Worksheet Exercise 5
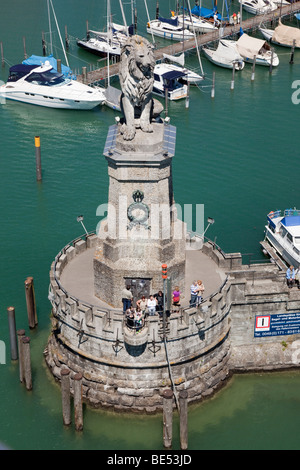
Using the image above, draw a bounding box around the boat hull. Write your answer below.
[202,47,245,70]
[265,228,300,269]
[0,84,105,110]
[77,39,121,58]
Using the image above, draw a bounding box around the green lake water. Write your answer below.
[1,0,300,451]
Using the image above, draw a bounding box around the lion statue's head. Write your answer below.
[119,35,155,103]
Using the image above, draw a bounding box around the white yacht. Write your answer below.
[175,13,217,33]
[147,17,195,41]
[239,0,277,15]
[263,209,300,269]
[202,40,245,70]
[153,64,188,100]
[0,61,105,110]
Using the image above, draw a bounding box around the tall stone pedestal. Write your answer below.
[94,121,186,307]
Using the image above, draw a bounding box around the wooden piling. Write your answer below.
[25,276,37,328]
[42,32,46,56]
[231,65,235,90]
[185,82,190,109]
[61,368,71,426]
[179,390,188,450]
[23,36,27,60]
[1,42,4,67]
[7,306,18,361]
[22,336,32,390]
[251,56,256,81]
[290,39,296,64]
[17,329,26,382]
[65,25,69,50]
[74,372,83,431]
[211,72,215,98]
[57,59,61,73]
[162,389,173,449]
[34,136,42,182]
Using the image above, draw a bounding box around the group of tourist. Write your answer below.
[171,280,205,309]
[189,280,205,307]
[121,285,166,325]
[286,265,300,288]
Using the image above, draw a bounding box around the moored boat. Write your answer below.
[263,209,300,269]
[260,20,300,48]
[0,61,105,110]
[147,17,195,41]
[175,13,217,33]
[236,32,279,66]
[153,64,188,100]
[238,0,277,15]
[202,39,245,70]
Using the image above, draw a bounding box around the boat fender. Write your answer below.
[268,211,274,218]
[147,22,150,28]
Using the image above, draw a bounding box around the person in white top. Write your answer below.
[147,295,157,316]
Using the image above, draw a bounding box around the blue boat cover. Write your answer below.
[9,64,38,73]
[162,70,186,80]
[191,5,221,19]
[22,54,75,79]
[158,17,179,27]
[282,215,300,227]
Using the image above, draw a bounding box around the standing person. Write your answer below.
[196,280,205,306]
[147,295,157,316]
[154,290,164,315]
[121,285,133,313]
[286,266,295,288]
[190,281,198,307]
[213,11,220,27]
[172,286,181,307]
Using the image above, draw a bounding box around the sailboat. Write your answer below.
[260,20,300,48]
[202,40,245,69]
[77,0,132,58]
[161,53,204,84]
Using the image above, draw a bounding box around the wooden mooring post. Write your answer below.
[25,276,38,328]
[17,329,26,382]
[179,390,188,450]
[7,306,18,361]
[162,389,173,449]
[74,373,84,431]
[290,39,296,64]
[61,368,71,426]
[21,336,32,391]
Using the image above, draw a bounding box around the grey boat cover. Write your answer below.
[236,33,266,58]
[272,20,300,47]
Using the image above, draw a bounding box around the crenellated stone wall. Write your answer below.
[45,234,300,413]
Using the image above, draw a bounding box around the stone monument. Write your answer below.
[93,35,186,307]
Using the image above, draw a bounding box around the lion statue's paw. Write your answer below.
[121,124,136,141]
[140,122,153,134]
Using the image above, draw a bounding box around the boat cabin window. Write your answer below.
[25,71,65,86]
[286,232,293,244]
[294,236,300,245]
[154,73,161,83]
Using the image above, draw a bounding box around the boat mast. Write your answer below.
[47,0,53,55]
[144,0,155,45]
[49,0,69,66]
[107,0,111,87]
[186,0,204,75]
[119,0,129,35]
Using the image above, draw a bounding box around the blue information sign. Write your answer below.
[254,312,300,338]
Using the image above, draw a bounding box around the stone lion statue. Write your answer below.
[119,35,155,141]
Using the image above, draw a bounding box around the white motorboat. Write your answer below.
[175,13,217,33]
[202,40,245,70]
[147,17,195,41]
[0,61,105,110]
[263,209,300,269]
[239,0,277,15]
[153,64,188,100]
[260,21,300,48]
[236,33,279,66]
[162,53,204,84]
[77,33,123,58]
